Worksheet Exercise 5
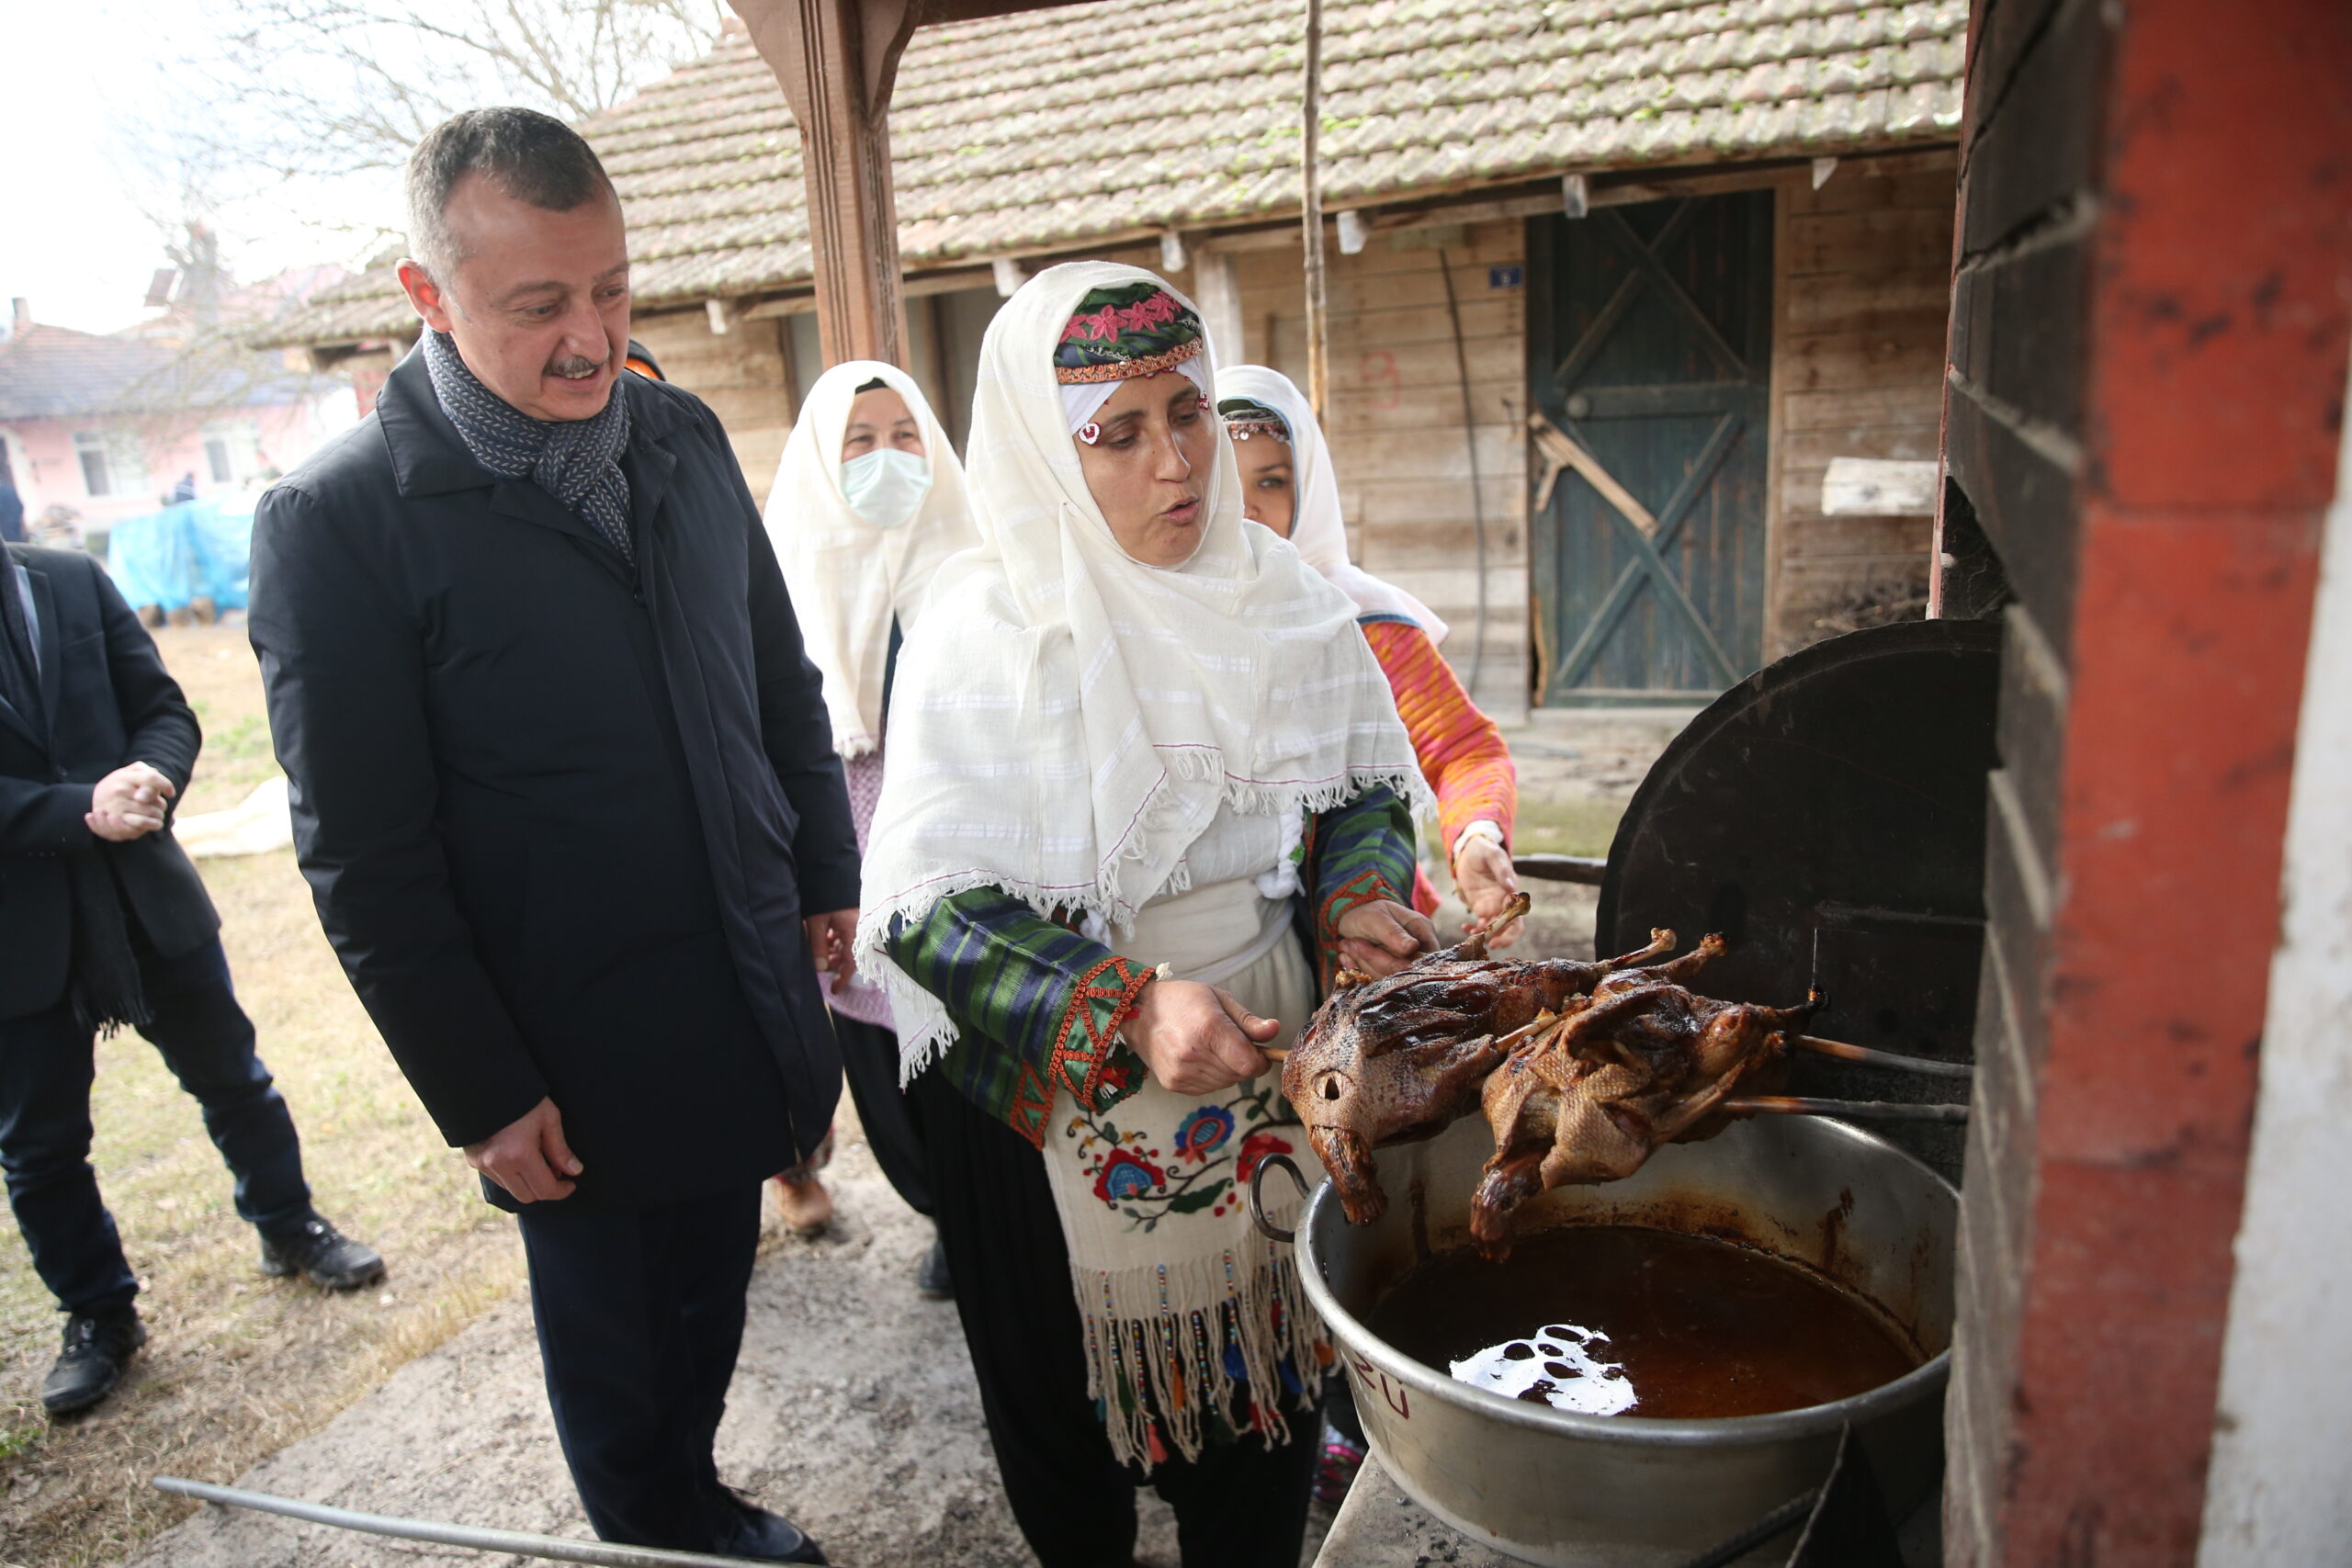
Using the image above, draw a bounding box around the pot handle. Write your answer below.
[1249,1154,1311,1244]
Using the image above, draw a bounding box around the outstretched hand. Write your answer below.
[1122,979,1281,1096]
[1453,837,1524,950]
[1335,897,1440,978]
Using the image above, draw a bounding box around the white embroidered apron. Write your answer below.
[1039,875,1330,1469]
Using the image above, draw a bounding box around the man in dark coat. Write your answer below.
[249,108,854,1563]
[0,542,382,1418]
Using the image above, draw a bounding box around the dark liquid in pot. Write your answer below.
[1365,1225,1921,1419]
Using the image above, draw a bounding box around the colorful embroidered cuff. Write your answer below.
[1317,865,1408,959]
[1044,954,1159,1133]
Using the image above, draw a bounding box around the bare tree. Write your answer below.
[186,0,727,184]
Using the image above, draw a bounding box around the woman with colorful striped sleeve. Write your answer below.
[1216,365,1523,947]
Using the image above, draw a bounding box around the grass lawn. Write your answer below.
[0,625,529,1568]
[1508,795,1627,860]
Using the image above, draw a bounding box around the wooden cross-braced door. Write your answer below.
[1528,192,1774,705]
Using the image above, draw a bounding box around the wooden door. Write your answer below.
[1528,192,1774,705]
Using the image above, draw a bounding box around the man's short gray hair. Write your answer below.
[405,107,614,279]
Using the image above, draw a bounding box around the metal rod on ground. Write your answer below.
[1722,1097,1970,1123]
[151,1477,779,1568]
[1792,1035,1976,1080]
[1300,0,1329,418]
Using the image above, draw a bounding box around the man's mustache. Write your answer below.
[547,354,606,378]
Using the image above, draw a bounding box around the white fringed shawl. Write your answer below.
[760,361,978,758]
[854,261,1430,1077]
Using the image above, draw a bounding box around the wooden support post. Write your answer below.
[729,0,919,369]
[1299,0,1329,417]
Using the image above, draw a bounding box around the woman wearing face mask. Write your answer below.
[1217,365,1522,951]
[760,362,978,1295]
[856,265,1433,1567]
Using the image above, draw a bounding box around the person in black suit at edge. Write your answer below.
[248,108,854,1564]
[0,542,383,1418]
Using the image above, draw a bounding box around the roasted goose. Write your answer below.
[1283,894,1694,1224]
[1470,980,1821,1259]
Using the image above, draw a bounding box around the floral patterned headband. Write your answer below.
[1056,283,1206,385]
[1216,397,1292,443]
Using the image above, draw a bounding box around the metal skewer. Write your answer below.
[1723,1096,1969,1123]
[1792,1035,1973,1080]
[1261,1010,1556,1067]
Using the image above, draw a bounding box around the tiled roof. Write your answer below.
[267,0,1965,346]
[0,322,312,422]
[0,326,168,421]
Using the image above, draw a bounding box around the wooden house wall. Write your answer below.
[336,171,1948,719]
[1768,155,1958,658]
[1222,220,1534,719]
[632,310,797,498]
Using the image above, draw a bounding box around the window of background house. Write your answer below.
[201,419,261,486]
[74,431,115,497]
[785,311,821,426]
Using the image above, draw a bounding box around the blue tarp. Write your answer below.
[106,492,256,613]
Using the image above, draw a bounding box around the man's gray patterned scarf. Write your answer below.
[421,329,635,564]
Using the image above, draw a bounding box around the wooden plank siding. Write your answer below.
[1935,2,2091,1552]
[450,173,1946,721]
[1768,157,1957,657]
[1222,221,1533,718]
[633,309,798,502]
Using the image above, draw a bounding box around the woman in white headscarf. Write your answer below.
[760,361,977,1292]
[856,264,1434,1567]
[1216,365,1522,946]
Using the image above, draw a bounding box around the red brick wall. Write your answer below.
[1939,0,2352,1562]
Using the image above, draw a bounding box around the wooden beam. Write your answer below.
[1820,457,1940,515]
[729,0,918,368]
[1529,412,1660,536]
[736,265,997,321]
[1300,0,1329,415]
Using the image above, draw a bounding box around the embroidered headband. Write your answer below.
[1055,283,1205,385]
[1217,396,1292,443]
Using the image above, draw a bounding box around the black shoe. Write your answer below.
[707,1487,826,1563]
[41,1306,145,1416]
[260,1214,385,1291]
[916,1237,953,1300]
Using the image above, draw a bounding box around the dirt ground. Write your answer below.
[0,623,1680,1568]
[0,625,527,1568]
[127,1136,1078,1568]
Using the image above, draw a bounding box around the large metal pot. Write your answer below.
[1264,1112,1954,1567]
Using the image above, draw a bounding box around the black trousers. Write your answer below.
[913,1068,1319,1568]
[831,1011,932,1215]
[515,1185,762,1550]
[0,934,311,1315]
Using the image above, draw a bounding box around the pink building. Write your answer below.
[0,297,356,546]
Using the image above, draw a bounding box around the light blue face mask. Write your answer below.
[840,447,933,529]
